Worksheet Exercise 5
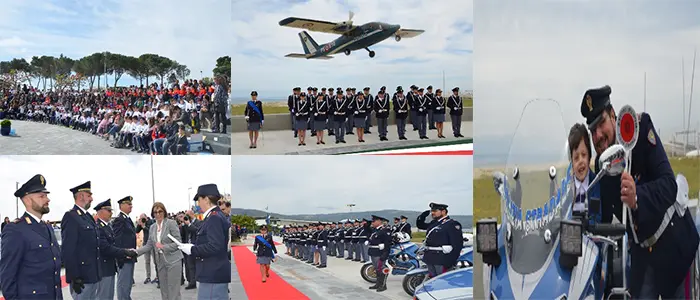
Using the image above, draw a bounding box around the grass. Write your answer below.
[230,96,473,116]
[473,157,700,225]
[411,231,426,243]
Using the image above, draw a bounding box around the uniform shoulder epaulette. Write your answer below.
[24,216,32,224]
[12,218,20,224]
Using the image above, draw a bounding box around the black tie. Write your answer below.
[576,194,585,204]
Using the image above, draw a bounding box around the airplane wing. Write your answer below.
[279,17,356,34]
[285,53,334,60]
[396,29,425,38]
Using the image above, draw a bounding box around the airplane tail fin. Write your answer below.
[298,31,320,54]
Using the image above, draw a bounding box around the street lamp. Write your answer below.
[187,187,193,211]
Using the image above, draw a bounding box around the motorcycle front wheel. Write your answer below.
[360,263,377,283]
[403,273,427,296]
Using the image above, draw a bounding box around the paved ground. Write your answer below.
[231,121,473,155]
[230,237,412,300]
[0,120,137,155]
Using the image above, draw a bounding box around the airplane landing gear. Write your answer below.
[344,49,351,56]
[395,35,402,42]
[365,48,375,58]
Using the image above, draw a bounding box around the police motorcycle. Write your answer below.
[402,233,474,296]
[473,99,697,299]
[360,231,421,283]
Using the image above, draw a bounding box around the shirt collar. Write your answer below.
[25,211,42,223]
[575,174,589,193]
[203,206,216,218]
[99,218,110,225]
[75,204,87,214]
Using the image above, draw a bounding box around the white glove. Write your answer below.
[323,246,326,251]
[244,116,249,120]
[378,243,385,250]
[354,111,358,115]
[441,245,453,254]
[179,243,194,255]
[419,108,423,112]
[295,113,299,116]
[314,113,318,116]
[436,107,441,110]
[364,241,369,246]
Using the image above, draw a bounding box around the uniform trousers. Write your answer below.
[377,118,388,138]
[417,114,427,137]
[290,113,297,137]
[345,242,352,257]
[117,262,135,300]
[353,243,361,260]
[450,114,462,136]
[198,283,228,300]
[319,246,328,266]
[328,240,336,256]
[638,265,686,299]
[336,241,345,258]
[427,264,448,278]
[396,118,407,137]
[428,109,436,129]
[410,110,418,129]
[371,256,388,287]
[96,275,115,300]
[157,259,183,300]
[361,242,369,262]
[333,120,346,141]
[70,283,98,300]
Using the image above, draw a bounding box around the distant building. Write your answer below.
[254,216,319,227]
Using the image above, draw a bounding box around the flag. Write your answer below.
[266,214,270,225]
[265,205,268,211]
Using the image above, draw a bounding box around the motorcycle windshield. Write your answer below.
[502,99,574,275]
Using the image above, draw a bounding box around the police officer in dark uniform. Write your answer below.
[397,215,412,238]
[393,86,409,140]
[391,217,400,234]
[326,88,336,136]
[326,223,336,257]
[345,88,356,135]
[343,220,354,260]
[113,196,137,300]
[581,85,699,298]
[331,89,348,144]
[374,86,390,141]
[244,91,264,149]
[288,87,300,138]
[416,203,463,278]
[358,219,370,263]
[294,92,311,146]
[177,184,231,299]
[367,215,392,292]
[415,87,430,139]
[362,87,374,134]
[426,86,437,130]
[351,219,362,261]
[408,85,419,131]
[335,222,346,258]
[311,91,328,145]
[309,223,320,265]
[316,223,328,268]
[447,87,464,138]
[62,181,101,300]
[353,93,368,143]
[94,199,138,300]
[1,174,62,300]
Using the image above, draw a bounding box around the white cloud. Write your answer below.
[230,0,473,100]
[0,155,231,222]
[475,1,700,157]
[0,0,231,86]
[231,156,473,216]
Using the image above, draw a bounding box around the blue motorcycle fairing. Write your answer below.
[415,267,473,300]
[406,265,429,276]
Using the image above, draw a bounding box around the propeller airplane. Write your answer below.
[279,12,425,60]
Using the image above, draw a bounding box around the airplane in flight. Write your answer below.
[279,12,425,60]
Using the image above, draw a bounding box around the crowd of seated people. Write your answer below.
[0,79,223,155]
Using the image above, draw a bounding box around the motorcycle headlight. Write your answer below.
[476,218,501,267]
[559,220,582,256]
[476,219,498,253]
[559,219,582,269]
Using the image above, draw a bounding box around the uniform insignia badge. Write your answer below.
[455,225,461,230]
[25,216,32,224]
[40,175,45,186]
[585,95,593,112]
[648,129,656,146]
[76,209,82,215]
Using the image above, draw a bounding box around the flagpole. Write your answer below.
[150,155,155,204]
[15,181,19,218]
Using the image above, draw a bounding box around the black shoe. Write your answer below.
[143,278,151,284]
[369,285,379,290]
[376,285,386,292]
[157,283,160,289]
[341,140,346,143]
[184,283,197,290]
[317,265,327,268]
[320,141,325,144]
[336,141,340,144]
[152,278,159,284]
[458,134,465,137]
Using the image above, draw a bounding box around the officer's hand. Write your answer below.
[620,172,637,209]
[125,249,138,258]
[72,278,85,294]
[419,210,430,218]
[364,241,369,245]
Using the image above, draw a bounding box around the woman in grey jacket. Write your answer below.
[137,202,184,300]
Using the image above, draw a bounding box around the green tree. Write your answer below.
[212,56,230,81]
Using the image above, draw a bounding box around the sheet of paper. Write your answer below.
[167,234,183,246]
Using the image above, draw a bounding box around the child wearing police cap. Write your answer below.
[244,91,264,149]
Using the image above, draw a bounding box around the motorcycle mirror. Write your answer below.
[513,166,520,181]
[548,166,556,180]
[598,144,626,177]
[492,171,506,196]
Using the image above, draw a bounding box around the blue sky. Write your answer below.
[0,156,231,222]
[474,0,700,167]
[230,0,473,101]
[231,156,473,216]
[0,0,231,88]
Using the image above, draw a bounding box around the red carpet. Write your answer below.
[0,275,67,300]
[371,150,473,155]
[232,246,309,300]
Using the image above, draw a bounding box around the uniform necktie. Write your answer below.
[576,194,585,204]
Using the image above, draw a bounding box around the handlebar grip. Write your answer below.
[588,223,626,237]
